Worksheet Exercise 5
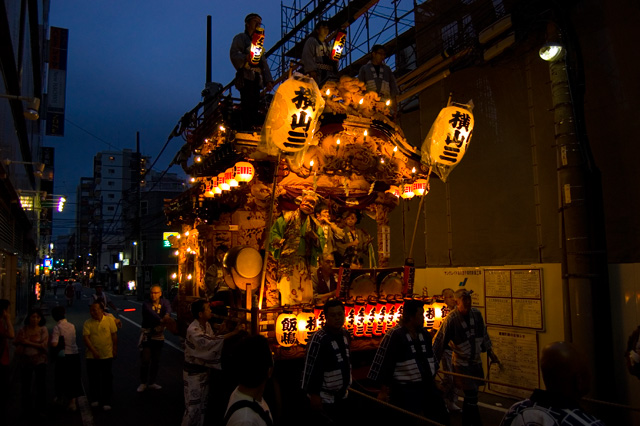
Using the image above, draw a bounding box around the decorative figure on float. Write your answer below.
[269,190,325,306]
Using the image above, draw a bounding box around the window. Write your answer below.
[108,168,115,174]
[108,194,115,199]
[141,200,148,216]
[107,181,114,187]
[107,207,115,212]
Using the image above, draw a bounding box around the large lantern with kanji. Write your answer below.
[296,309,317,345]
[421,102,474,182]
[275,312,298,347]
[261,73,325,153]
[374,298,387,336]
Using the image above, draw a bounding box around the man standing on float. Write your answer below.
[270,190,325,305]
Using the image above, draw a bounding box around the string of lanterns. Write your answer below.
[193,161,255,198]
[275,296,449,348]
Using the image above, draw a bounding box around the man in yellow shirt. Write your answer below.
[83,301,118,411]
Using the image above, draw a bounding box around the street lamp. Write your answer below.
[539,41,564,62]
[0,93,40,120]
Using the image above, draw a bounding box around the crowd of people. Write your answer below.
[0,279,614,426]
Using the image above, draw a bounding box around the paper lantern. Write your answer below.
[412,179,429,196]
[374,298,387,336]
[275,312,298,347]
[431,299,446,330]
[394,296,406,325]
[386,185,400,198]
[385,295,397,330]
[353,298,366,338]
[331,31,347,61]
[261,73,325,153]
[218,172,229,191]
[401,184,414,199]
[234,161,255,183]
[224,168,238,188]
[296,310,317,345]
[423,301,436,330]
[364,297,377,337]
[344,302,356,335]
[314,304,326,331]
[421,103,474,182]
[249,27,265,66]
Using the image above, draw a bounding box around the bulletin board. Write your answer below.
[486,326,539,399]
[484,269,543,330]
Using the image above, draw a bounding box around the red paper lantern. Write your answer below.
[331,31,347,61]
[364,296,377,337]
[374,298,387,336]
[385,295,397,330]
[250,27,265,65]
[353,298,366,338]
[344,301,356,335]
[314,304,326,331]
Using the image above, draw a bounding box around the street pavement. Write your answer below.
[4,286,519,426]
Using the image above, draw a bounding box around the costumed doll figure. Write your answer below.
[270,191,325,305]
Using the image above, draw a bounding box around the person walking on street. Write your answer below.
[433,289,501,426]
[50,306,83,411]
[14,308,49,416]
[368,299,450,426]
[74,279,83,301]
[137,284,174,392]
[83,301,118,411]
[92,284,118,313]
[181,299,242,426]
[302,298,352,426]
[65,282,75,306]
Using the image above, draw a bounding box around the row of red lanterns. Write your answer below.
[195,161,255,197]
[275,296,451,348]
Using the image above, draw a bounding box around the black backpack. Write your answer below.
[223,399,273,426]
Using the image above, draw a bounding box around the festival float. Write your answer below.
[166,30,474,359]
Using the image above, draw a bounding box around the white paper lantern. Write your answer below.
[421,103,474,182]
[261,73,325,153]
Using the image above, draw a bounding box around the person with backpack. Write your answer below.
[224,335,274,426]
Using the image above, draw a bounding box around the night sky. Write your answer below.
[47,1,281,236]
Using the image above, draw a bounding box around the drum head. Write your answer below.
[380,272,403,298]
[223,246,262,291]
[349,274,376,299]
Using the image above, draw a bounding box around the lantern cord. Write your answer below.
[348,387,446,426]
[408,166,433,259]
[258,152,282,311]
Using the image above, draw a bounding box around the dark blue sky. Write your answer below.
[47,1,281,235]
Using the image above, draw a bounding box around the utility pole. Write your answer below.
[135,132,143,300]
